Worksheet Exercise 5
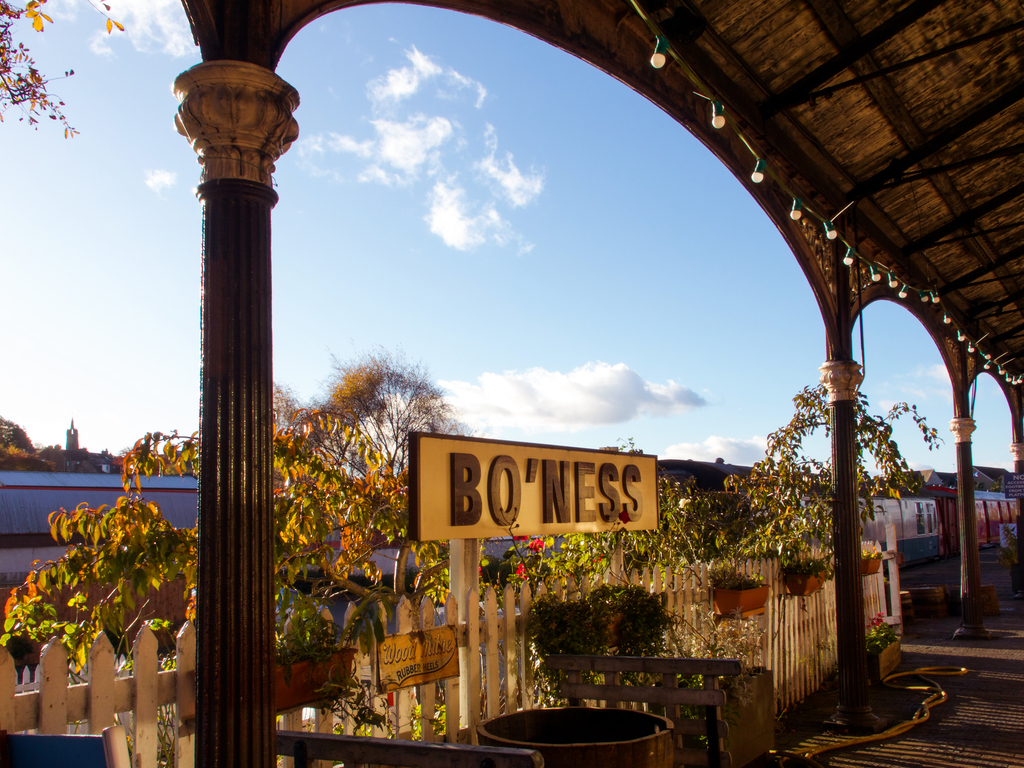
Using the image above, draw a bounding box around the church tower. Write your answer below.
[66,419,79,452]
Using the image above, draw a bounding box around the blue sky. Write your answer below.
[2,0,1018,473]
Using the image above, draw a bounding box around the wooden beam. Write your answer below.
[760,0,947,117]
[904,179,1024,254]
[938,244,1024,295]
[851,80,1024,200]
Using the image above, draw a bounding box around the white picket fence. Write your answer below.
[3,553,904,766]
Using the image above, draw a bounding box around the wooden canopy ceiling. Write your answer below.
[179,0,1024,380]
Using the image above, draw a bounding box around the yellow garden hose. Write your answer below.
[771,666,968,767]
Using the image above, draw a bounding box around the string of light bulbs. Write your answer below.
[628,1,1022,385]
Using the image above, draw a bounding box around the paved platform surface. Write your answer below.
[772,548,1024,767]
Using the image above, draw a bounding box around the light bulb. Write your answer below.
[983,352,991,360]
[919,290,930,303]
[790,198,802,220]
[650,36,670,69]
[898,284,909,299]
[943,313,951,324]
[869,265,881,282]
[751,158,766,184]
[843,247,855,266]
[931,291,940,304]
[985,362,992,370]
[823,220,838,239]
[999,366,1006,376]
[888,273,899,288]
[957,330,965,341]
[968,343,975,353]
[711,101,726,129]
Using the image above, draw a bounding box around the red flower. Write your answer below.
[528,538,545,552]
[515,563,526,577]
[618,509,631,524]
[512,535,528,541]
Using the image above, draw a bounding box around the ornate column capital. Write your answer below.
[1010,442,1024,462]
[818,360,864,403]
[949,417,977,443]
[174,61,299,186]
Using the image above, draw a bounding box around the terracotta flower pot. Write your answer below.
[713,585,769,615]
[276,648,357,711]
[861,558,882,575]
[784,573,824,596]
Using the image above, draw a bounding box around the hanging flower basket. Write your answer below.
[276,648,358,711]
[784,573,825,596]
[713,585,770,615]
[861,558,882,575]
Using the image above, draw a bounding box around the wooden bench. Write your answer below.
[545,654,743,768]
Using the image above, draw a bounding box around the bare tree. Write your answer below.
[317,347,469,473]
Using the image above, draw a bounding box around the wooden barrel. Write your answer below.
[908,585,949,618]
[948,585,1000,617]
[900,591,915,623]
[478,706,674,768]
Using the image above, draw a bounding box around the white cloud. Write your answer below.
[476,125,544,207]
[326,116,453,185]
[663,435,768,465]
[441,362,707,433]
[368,47,486,111]
[84,0,194,58]
[425,179,509,250]
[144,169,177,195]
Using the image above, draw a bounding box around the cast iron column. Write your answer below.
[1013,442,1024,600]
[820,360,885,732]
[175,61,299,768]
[951,418,992,640]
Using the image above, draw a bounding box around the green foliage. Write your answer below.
[998,525,1018,569]
[0,415,32,450]
[779,552,833,579]
[708,562,764,591]
[528,585,670,704]
[1,413,450,726]
[865,613,898,654]
[728,384,941,562]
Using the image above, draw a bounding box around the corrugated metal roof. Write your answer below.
[0,472,196,490]
[0,473,197,534]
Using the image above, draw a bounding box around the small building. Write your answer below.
[0,471,197,589]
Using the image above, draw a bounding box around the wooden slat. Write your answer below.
[502,584,518,715]
[669,718,730,737]
[546,655,742,676]
[674,746,733,768]
[419,597,437,742]
[277,731,542,768]
[483,586,500,719]
[444,593,461,744]
[133,625,159,768]
[560,682,726,707]
[38,638,67,734]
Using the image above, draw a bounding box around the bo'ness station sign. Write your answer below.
[408,433,658,541]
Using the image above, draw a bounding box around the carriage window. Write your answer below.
[916,503,926,535]
[927,506,934,533]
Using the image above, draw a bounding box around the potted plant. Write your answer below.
[998,524,1019,594]
[865,612,900,684]
[670,610,773,768]
[709,561,768,615]
[780,553,833,596]
[861,543,883,575]
[529,583,671,704]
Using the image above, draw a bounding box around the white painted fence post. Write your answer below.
[38,638,68,734]
[443,594,460,743]
[418,598,437,742]
[88,632,116,733]
[175,621,195,768]
[132,624,159,768]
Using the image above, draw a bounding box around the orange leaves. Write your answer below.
[104,16,123,34]
[24,1,52,32]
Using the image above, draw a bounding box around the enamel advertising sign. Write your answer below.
[377,626,459,692]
